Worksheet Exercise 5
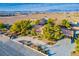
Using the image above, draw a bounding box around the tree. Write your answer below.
[47,18,54,24]
[10,20,32,36]
[31,28,37,36]
[42,24,52,40]
[31,20,40,25]
[42,24,64,40]
[51,25,64,40]
[75,37,79,52]
[0,21,5,29]
[53,25,61,31]
[61,19,71,29]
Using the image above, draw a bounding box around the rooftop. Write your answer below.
[70,22,79,30]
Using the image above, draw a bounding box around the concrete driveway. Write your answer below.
[50,38,75,56]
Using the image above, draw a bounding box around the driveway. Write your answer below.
[50,38,75,56]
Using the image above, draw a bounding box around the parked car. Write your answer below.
[19,40,33,46]
[38,45,49,53]
[37,45,56,56]
[25,41,33,46]
[10,35,17,39]
[47,49,56,56]
[19,40,27,44]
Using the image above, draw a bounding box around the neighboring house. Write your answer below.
[39,17,48,25]
[32,17,49,34]
[70,22,79,38]
[61,28,73,37]
[61,21,79,43]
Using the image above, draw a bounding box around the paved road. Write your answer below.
[0,35,45,56]
[14,37,75,56]
[0,41,24,56]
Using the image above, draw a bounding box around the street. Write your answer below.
[0,35,45,56]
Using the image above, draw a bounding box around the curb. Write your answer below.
[24,45,47,56]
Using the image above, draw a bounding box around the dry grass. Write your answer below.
[0,12,79,25]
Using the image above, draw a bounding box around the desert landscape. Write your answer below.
[0,12,79,25]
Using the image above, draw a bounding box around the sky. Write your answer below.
[0,3,79,11]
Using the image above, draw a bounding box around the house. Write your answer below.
[61,21,79,43]
[61,28,73,37]
[39,17,48,25]
[70,22,79,38]
[32,17,49,34]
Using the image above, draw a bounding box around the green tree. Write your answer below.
[42,24,52,40]
[47,18,54,24]
[75,37,79,52]
[0,21,5,29]
[31,28,37,36]
[42,24,64,40]
[53,25,61,31]
[51,25,64,40]
[10,20,32,36]
[31,20,40,25]
[62,19,71,29]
